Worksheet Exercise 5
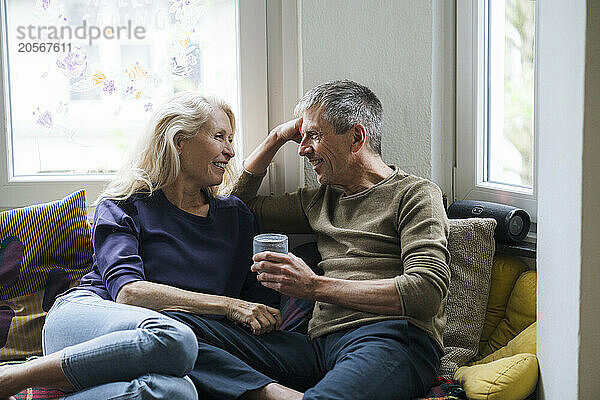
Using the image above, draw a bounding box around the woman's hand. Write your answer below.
[270,118,303,144]
[225,299,282,335]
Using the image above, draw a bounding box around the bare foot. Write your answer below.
[243,383,303,400]
[0,351,73,397]
[0,365,22,399]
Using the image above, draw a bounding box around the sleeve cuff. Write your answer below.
[241,162,267,178]
[108,275,144,301]
[395,255,450,319]
[393,276,406,315]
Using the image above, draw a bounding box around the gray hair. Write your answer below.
[96,91,238,204]
[294,80,383,154]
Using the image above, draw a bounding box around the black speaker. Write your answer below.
[447,200,531,244]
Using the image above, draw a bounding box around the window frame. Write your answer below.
[0,0,270,209]
[455,0,539,221]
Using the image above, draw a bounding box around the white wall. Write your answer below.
[431,0,455,200]
[537,0,600,397]
[299,0,453,192]
[579,0,600,395]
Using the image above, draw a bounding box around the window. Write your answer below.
[456,0,538,220]
[0,0,269,208]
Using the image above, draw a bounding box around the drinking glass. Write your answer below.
[253,233,288,255]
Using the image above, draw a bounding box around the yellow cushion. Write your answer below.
[473,322,536,365]
[479,255,528,354]
[481,271,537,356]
[455,353,538,400]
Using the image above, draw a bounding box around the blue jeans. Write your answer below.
[42,290,199,400]
[166,312,442,400]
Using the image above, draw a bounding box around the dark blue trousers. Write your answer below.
[165,313,442,400]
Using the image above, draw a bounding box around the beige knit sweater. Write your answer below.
[231,167,450,349]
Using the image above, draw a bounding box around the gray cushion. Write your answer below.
[438,218,497,378]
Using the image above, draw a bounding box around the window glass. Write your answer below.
[4,0,237,176]
[486,0,535,188]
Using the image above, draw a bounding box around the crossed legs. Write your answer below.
[2,294,441,400]
[1,290,199,400]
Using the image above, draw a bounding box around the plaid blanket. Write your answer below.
[416,377,468,400]
[6,380,469,400]
[12,380,466,400]
[4,358,466,400]
[14,388,66,399]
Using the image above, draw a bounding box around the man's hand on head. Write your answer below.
[270,118,303,144]
[251,251,317,300]
[241,117,303,175]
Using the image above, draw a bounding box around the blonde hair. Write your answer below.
[96,92,238,204]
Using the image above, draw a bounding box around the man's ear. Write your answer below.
[350,124,367,153]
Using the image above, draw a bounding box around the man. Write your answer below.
[170,80,450,400]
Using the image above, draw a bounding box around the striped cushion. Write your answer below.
[0,191,93,360]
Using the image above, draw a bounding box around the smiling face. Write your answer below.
[177,107,235,188]
[298,106,354,186]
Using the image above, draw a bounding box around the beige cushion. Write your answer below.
[438,218,496,378]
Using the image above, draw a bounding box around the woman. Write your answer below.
[0,92,281,400]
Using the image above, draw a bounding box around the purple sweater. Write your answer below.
[78,191,278,307]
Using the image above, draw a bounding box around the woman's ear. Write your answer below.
[174,133,185,153]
